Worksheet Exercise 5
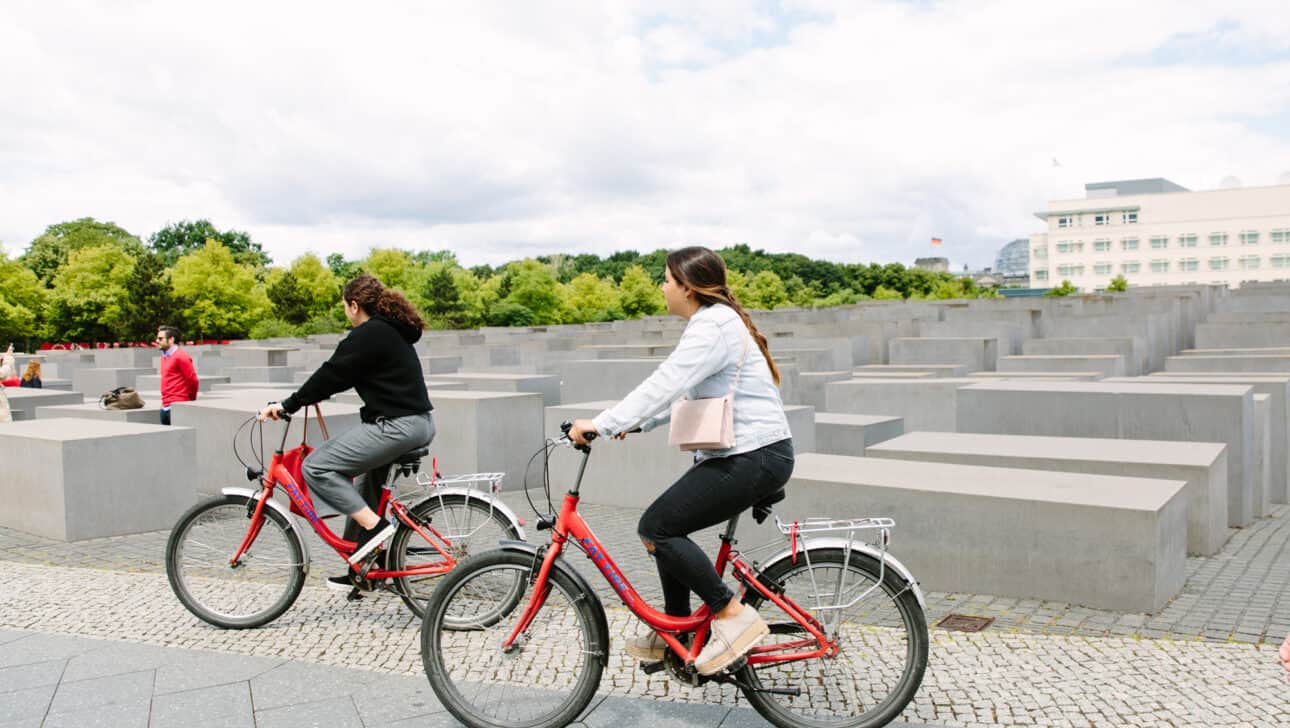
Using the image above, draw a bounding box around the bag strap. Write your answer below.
[727,333,752,396]
[314,404,330,441]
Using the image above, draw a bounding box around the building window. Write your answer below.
[1057,216,1073,229]
[1032,246,1048,259]
[1122,212,1138,224]
[1271,229,1290,244]
[1240,231,1260,245]
[1122,261,1141,274]
[1034,269,1049,281]
[1239,255,1260,270]
[1056,264,1085,277]
[1056,241,1084,254]
[1178,234,1198,247]
[1271,255,1290,268]
[1208,257,1230,271]
[1094,213,1109,226]
[1179,258,1199,272]
[1121,238,1139,251]
[1150,260,1169,273]
[1093,239,1111,252]
[1210,232,1229,246]
[1094,262,1112,275]
[1150,236,1168,249]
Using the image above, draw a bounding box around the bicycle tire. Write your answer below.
[388,493,522,620]
[737,548,928,728]
[421,549,607,728]
[165,494,306,629]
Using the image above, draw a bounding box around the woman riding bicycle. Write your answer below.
[569,246,794,676]
[259,274,433,589]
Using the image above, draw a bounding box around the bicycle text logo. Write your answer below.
[282,478,320,525]
[582,537,635,607]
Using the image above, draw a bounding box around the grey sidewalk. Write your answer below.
[0,629,933,727]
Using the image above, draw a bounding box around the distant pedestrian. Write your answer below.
[20,359,42,388]
[0,344,14,422]
[1280,633,1290,684]
[156,326,199,425]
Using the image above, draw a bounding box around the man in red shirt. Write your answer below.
[157,326,199,425]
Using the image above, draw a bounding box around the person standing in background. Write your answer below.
[157,326,198,425]
[0,344,14,422]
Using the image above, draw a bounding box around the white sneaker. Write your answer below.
[694,605,768,676]
[625,632,667,662]
[348,522,397,565]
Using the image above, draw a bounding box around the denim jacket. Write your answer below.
[591,303,792,460]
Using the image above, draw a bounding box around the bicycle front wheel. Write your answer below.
[421,549,607,728]
[165,494,306,629]
[737,548,928,728]
[389,492,522,619]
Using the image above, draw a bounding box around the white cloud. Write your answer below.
[1,1,1288,270]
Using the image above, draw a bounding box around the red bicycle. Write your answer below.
[165,408,525,628]
[420,422,929,728]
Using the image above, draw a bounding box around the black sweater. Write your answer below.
[281,315,432,423]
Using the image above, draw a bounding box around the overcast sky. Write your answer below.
[3,1,1289,272]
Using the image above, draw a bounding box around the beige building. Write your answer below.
[1029,179,1290,290]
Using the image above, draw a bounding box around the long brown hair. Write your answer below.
[21,360,40,382]
[344,274,425,331]
[666,246,781,386]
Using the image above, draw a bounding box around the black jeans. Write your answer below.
[638,438,795,617]
[159,407,171,426]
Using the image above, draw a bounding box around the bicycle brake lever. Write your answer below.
[245,466,263,482]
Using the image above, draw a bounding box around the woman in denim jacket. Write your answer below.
[569,246,794,676]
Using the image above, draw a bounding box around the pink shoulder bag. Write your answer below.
[668,336,750,451]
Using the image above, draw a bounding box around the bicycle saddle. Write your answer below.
[394,446,430,466]
[751,488,786,524]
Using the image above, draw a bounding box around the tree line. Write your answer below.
[0,217,1000,346]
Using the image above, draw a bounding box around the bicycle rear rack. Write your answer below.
[770,515,896,625]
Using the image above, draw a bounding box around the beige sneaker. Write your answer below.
[694,605,769,676]
[625,632,667,662]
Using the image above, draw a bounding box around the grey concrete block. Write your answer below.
[134,374,231,393]
[227,366,300,383]
[814,413,904,456]
[966,371,1105,381]
[560,359,663,403]
[4,388,85,420]
[792,371,852,409]
[71,367,153,395]
[1164,355,1290,373]
[1195,321,1290,349]
[997,355,1126,378]
[889,337,999,371]
[956,381,1256,528]
[425,390,546,493]
[1022,336,1146,375]
[35,401,167,424]
[783,453,1188,612]
[226,347,295,368]
[426,372,561,406]
[0,418,197,540]
[866,432,1228,556]
[854,364,967,378]
[825,378,982,431]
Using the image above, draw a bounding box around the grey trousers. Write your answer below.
[302,412,435,516]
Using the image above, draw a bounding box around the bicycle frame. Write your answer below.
[229,446,460,583]
[503,441,837,668]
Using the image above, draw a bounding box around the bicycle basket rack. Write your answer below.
[769,515,897,622]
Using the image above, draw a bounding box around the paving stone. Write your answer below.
[150,682,253,728]
[43,698,150,728]
[0,684,56,723]
[47,669,155,715]
[254,696,364,728]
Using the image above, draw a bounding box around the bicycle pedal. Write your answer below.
[725,655,748,673]
[639,659,666,675]
[346,587,365,602]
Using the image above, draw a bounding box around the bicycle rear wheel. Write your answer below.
[421,549,607,728]
[166,494,306,629]
[737,548,928,728]
[389,493,521,619]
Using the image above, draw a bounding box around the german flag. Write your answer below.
[931,237,942,246]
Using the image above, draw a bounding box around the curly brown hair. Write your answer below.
[343,274,425,331]
[665,246,781,386]
[21,359,41,382]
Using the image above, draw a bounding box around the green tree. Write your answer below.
[171,240,272,338]
[742,269,790,310]
[421,264,467,329]
[1045,279,1079,297]
[503,259,562,325]
[618,264,665,318]
[560,273,622,324]
[486,301,535,327]
[0,250,46,345]
[287,253,341,317]
[22,218,145,285]
[44,245,136,341]
[149,219,269,268]
[362,248,420,291]
[872,285,904,300]
[1106,274,1129,293]
[326,253,361,282]
[121,251,182,341]
[266,269,313,325]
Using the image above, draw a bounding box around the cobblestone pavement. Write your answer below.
[2,498,1288,646]
[1,560,1286,726]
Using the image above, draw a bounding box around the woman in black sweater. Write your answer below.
[259,274,433,584]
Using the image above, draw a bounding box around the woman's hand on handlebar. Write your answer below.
[568,418,600,446]
[257,402,286,422]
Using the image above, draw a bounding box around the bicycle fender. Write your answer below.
[422,487,527,541]
[495,539,610,666]
[760,537,926,609]
[222,486,312,576]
